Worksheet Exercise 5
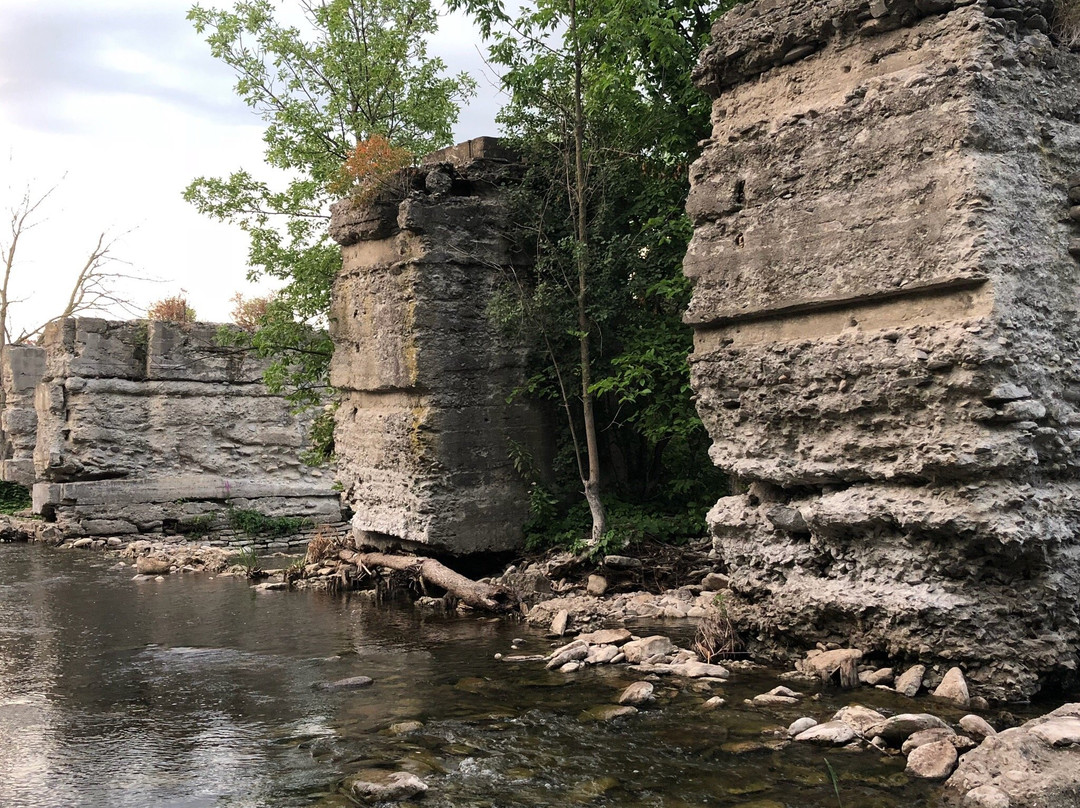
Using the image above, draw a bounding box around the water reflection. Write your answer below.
[0,543,943,807]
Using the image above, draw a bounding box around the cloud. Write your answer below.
[0,2,254,133]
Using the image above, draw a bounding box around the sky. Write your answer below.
[0,0,503,337]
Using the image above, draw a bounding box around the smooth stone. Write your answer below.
[577,628,632,646]
[388,720,424,735]
[72,538,94,548]
[861,667,894,686]
[753,694,800,706]
[550,609,569,636]
[618,681,655,706]
[960,714,997,742]
[902,727,957,755]
[933,667,971,708]
[895,664,927,697]
[701,572,730,591]
[794,721,857,746]
[798,648,862,688]
[868,713,950,745]
[621,635,675,663]
[832,705,887,736]
[587,574,609,596]
[1030,717,1080,747]
[702,696,726,711]
[318,675,374,691]
[579,704,638,722]
[347,770,428,803]
[788,717,818,737]
[585,644,620,665]
[961,785,1011,808]
[905,740,958,780]
[546,640,588,669]
[559,660,585,673]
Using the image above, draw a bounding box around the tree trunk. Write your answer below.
[339,550,519,613]
[569,0,607,546]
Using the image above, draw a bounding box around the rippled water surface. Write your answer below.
[0,542,946,807]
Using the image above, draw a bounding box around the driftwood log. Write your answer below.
[339,550,519,614]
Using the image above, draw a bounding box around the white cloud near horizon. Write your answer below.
[0,0,502,335]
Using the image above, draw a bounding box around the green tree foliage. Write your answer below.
[452,0,731,550]
[185,0,475,447]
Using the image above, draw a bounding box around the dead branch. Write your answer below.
[339,549,519,613]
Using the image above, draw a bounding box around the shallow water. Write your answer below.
[0,542,946,807]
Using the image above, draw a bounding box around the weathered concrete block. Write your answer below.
[27,317,343,538]
[685,0,1080,699]
[329,142,546,554]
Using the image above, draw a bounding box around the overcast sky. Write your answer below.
[0,0,502,336]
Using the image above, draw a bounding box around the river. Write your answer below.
[0,541,945,807]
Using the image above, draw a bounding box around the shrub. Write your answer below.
[230,292,271,331]
[147,295,196,323]
[0,481,31,514]
[329,135,413,201]
[1054,0,1080,47]
[226,506,309,537]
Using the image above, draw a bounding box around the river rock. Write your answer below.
[868,713,950,745]
[347,770,428,803]
[546,640,588,669]
[318,675,374,691]
[1030,716,1080,747]
[788,717,818,737]
[794,721,857,746]
[550,609,569,636]
[895,664,927,697]
[701,572,730,591]
[619,682,655,706]
[388,720,423,735]
[137,556,172,575]
[702,696,725,710]
[560,660,585,673]
[934,667,971,708]
[577,628,632,646]
[832,705,887,736]
[860,667,894,686]
[945,704,1080,807]
[72,538,94,548]
[633,660,730,678]
[621,635,675,663]
[906,740,958,780]
[580,704,638,722]
[902,727,957,755]
[586,644,621,665]
[959,715,997,742]
[753,686,802,706]
[587,574,608,596]
[960,785,1011,808]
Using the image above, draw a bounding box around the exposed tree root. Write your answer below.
[339,550,519,614]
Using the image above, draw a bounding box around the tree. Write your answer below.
[1,180,138,413]
[185,0,476,435]
[2,183,135,345]
[451,0,730,548]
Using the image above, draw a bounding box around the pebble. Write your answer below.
[788,717,818,737]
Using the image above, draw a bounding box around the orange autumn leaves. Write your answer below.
[330,135,413,202]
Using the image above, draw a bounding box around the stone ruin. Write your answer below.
[1,318,343,548]
[328,137,548,554]
[685,0,1080,699]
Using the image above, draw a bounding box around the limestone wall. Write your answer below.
[686,0,1080,699]
[29,318,342,540]
[329,137,547,554]
[1,345,46,486]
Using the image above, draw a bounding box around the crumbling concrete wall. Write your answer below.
[686,0,1080,699]
[328,137,547,554]
[30,317,342,544]
[1,345,46,486]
